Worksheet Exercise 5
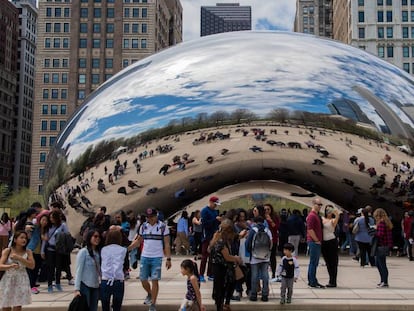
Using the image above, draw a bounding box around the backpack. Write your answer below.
[55,231,75,254]
[250,224,271,260]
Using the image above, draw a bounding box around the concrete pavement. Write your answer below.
[27,252,414,311]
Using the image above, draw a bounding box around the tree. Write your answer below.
[209,110,230,126]
[268,108,289,123]
[0,188,45,217]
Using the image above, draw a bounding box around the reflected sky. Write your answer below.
[57,31,414,162]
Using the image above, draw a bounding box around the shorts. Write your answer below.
[140,256,163,281]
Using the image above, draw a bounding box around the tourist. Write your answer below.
[321,205,340,287]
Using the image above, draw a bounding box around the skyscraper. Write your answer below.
[294,0,333,37]
[200,3,251,37]
[0,0,19,188]
[12,0,38,190]
[31,0,182,194]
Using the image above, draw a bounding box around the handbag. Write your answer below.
[234,264,244,281]
[0,248,12,281]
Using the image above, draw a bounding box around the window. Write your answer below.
[79,58,86,68]
[132,39,138,48]
[358,12,364,23]
[52,73,59,83]
[106,39,113,48]
[61,105,67,115]
[79,74,86,84]
[124,24,130,33]
[64,23,69,32]
[123,39,129,48]
[43,73,50,83]
[105,74,112,81]
[403,46,410,57]
[53,59,60,67]
[107,8,114,18]
[402,0,407,5]
[44,59,50,67]
[46,7,52,17]
[40,137,47,147]
[63,38,69,48]
[386,11,392,22]
[64,7,70,17]
[93,39,100,48]
[60,121,66,130]
[378,46,385,57]
[80,38,87,48]
[45,38,51,48]
[42,105,48,115]
[387,45,394,57]
[51,105,58,115]
[41,121,47,131]
[39,169,45,180]
[40,153,46,163]
[411,11,414,22]
[378,11,384,22]
[92,58,100,68]
[142,23,147,33]
[386,0,392,4]
[403,63,410,73]
[49,137,56,146]
[123,59,129,68]
[105,59,113,68]
[53,38,60,48]
[55,8,61,17]
[378,0,383,4]
[404,26,409,38]
[80,8,88,18]
[402,11,408,22]
[62,73,68,83]
[61,89,67,99]
[43,89,49,99]
[78,90,86,99]
[91,74,100,84]
[358,0,364,5]
[141,39,147,48]
[132,23,138,33]
[80,23,87,33]
[378,27,384,38]
[411,26,414,38]
[93,23,101,33]
[51,89,59,99]
[107,23,114,33]
[50,121,57,131]
[142,8,147,18]
[54,23,61,32]
[94,8,101,18]
[46,23,51,32]
[62,59,69,67]
[386,27,393,38]
[133,8,139,17]
[124,8,130,17]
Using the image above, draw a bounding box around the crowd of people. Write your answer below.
[1,194,414,311]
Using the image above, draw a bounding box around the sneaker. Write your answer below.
[55,284,63,292]
[261,296,268,302]
[199,275,206,283]
[207,275,214,281]
[377,282,389,288]
[149,303,156,311]
[309,283,325,289]
[31,287,39,294]
[47,286,53,293]
[144,294,152,305]
[231,294,241,301]
[280,298,285,305]
[286,297,292,304]
[249,296,257,301]
[68,279,75,285]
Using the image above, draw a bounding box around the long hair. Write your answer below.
[373,208,393,230]
[105,228,122,246]
[1,212,9,223]
[11,230,28,250]
[85,229,101,257]
[50,210,63,227]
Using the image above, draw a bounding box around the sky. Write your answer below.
[181,0,297,41]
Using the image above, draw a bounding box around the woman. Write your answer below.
[321,205,341,287]
[74,229,101,311]
[100,228,127,311]
[264,204,280,282]
[353,208,376,267]
[0,213,11,251]
[43,210,68,293]
[27,212,50,294]
[191,210,203,259]
[0,230,35,310]
[175,211,190,255]
[210,218,242,311]
[373,208,393,288]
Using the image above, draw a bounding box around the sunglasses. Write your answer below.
[317,203,323,206]
[92,235,101,238]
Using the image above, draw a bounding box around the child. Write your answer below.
[276,243,300,304]
[179,259,205,311]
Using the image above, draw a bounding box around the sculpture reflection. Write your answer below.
[45,31,414,227]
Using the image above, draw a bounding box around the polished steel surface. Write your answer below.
[45,31,414,220]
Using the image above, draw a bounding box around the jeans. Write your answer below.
[357,241,375,266]
[100,280,124,311]
[250,261,269,298]
[376,246,389,284]
[307,241,321,286]
[288,235,301,257]
[80,282,99,311]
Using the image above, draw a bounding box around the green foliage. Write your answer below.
[0,187,45,217]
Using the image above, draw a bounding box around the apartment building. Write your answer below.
[31,0,182,194]
[294,0,333,37]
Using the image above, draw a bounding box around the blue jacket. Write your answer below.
[201,206,219,241]
[75,248,100,290]
[27,226,41,252]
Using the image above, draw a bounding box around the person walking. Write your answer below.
[179,259,205,311]
[74,230,101,311]
[175,211,190,255]
[0,230,35,310]
[306,198,325,288]
[321,205,341,287]
[373,208,393,288]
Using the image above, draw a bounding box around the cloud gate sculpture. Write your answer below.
[45,31,414,224]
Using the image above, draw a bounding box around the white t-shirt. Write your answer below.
[101,244,127,282]
[322,219,336,241]
[139,221,170,258]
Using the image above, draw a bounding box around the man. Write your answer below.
[306,198,325,288]
[199,196,221,282]
[130,208,171,311]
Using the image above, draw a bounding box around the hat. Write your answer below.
[145,208,158,217]
[209,196,221,205]
[356,208,363,215]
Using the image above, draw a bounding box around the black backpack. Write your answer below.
[55,231,75,254]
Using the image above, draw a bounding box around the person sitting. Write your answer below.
[367,167,377,177]
[358,162,365,172]
[206,156,214,164]
[128,180,143,189]
[159,164,171,175]
[249,146,263,152]
[117,186,127,195]
[349,155,358,165]
[97,180,106,193]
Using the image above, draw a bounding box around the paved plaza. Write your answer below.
[27,252,414,311]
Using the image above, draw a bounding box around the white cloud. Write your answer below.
[181,0,296,41]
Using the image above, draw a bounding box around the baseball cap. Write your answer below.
[209,196,221,205]
[356,208,363,215]
[145,208,158,217]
